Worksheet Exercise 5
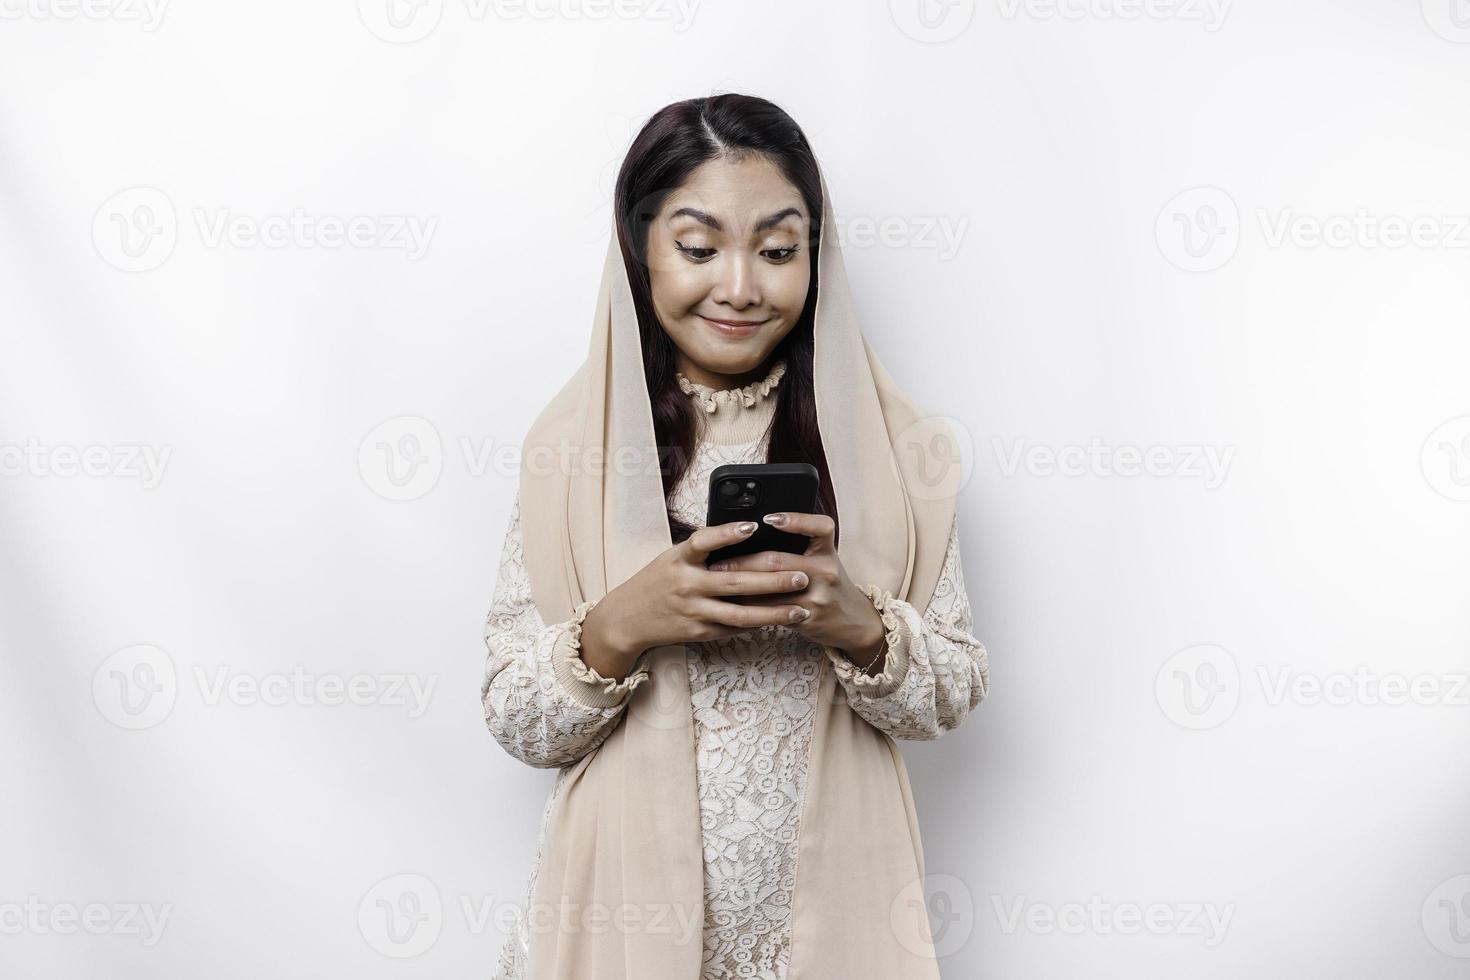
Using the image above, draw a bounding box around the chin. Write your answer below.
[696,345,770,375]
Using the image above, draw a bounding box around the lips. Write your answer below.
[700,315,766,337]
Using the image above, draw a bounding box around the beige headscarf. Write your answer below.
[517,168,960,979]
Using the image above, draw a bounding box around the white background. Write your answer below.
[2,0,1469,976]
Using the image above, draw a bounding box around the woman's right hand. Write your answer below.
[578,520,813,679]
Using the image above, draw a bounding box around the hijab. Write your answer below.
[515,166,960,979]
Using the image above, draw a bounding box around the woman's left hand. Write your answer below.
[709,511,888,669]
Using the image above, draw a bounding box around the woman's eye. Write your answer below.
[674,240,715,260]
[762,246,800,262]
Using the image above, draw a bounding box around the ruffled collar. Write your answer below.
[675,358,787,415]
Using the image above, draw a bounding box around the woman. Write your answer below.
[482,93,989,980]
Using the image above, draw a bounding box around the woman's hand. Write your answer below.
[579,519,815,677]
[709,512,889,671]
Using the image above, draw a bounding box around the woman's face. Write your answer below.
[644,154,812,388]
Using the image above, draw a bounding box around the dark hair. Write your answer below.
[613,93,838,546]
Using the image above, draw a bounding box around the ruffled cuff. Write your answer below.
[824,584,913,700]
[551,599,651,709]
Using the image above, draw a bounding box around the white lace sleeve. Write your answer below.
[482,492,651,769]
[823,512,989,740]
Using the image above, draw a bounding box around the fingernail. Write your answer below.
[763,513,788,527]
[737,521,757,534]
[792,573,808,588]
[789,607,810,622]
[712,561,729,571]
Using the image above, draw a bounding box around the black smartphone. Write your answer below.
[703,463,820,567]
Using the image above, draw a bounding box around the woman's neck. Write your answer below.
[674,354,777,392]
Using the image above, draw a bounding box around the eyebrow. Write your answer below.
[668,206,803,234]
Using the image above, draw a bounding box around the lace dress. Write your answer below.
[483,357,989,980]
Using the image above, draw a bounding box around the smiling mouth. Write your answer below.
[700,315,768,334]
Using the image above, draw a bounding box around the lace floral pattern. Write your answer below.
[481,359,987,979]
[667,429,816,979]
[824,519,989,739]
[481,495,650,770]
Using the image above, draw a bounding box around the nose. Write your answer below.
[710,252,760,311]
